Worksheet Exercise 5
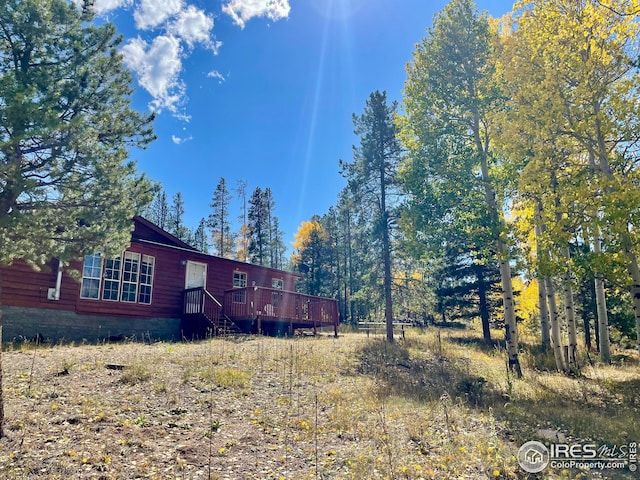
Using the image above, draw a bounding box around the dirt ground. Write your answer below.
[0,333,532,479]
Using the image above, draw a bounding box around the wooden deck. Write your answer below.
[222,286,339,336]
[182,286,339,337]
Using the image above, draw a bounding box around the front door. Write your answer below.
[185,261,207,314]
[185,261,207,289]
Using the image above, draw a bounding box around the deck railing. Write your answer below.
[183,287,222,324]
[222,286,339,328]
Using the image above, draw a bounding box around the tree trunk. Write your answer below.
[476,264,492,343]
[537,276,551,350]
[498,246,521,377]
[593,235,611,363]
[534,216,551,350]
[622,243,640,361]
[583,311,593,352]
[382,210,394,343]
[545,276,567,372]
[593,303,600,353]
[0,273,4,439]
[474,113,521,377]
[562,247,578,372]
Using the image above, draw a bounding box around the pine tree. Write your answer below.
[341,91,402,342]
[270,217,287,270]
[248,187,267,265]
[146,190,169,230]
[193,218,210,253]
[235,180,249,261]
[168,192,192,245]
[0,0,156,437]
[208,177,235,258]
[291,218,333,297]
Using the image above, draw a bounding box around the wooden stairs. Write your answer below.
[182,287,243,338]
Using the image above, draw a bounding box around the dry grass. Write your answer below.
[0,329,637,479]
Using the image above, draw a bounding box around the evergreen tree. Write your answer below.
[262,188,275,267]
[336,190,357,324]
[168,192,192,245]
[341,91,402,342]
[146,190,169,230]
[248,187,267,265]
[291,219,332,296]
[208,177,235,258]
[235,180,249,261]
[0,0,156,437]
[270,217,287,270]
[193,218,210,253]
[430,244,501,333]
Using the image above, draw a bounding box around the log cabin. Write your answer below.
[0,216,339,343]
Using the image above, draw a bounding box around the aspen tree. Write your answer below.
[399,0,522,374]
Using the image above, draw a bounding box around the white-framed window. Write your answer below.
[79,251,154,305]
[121,252,140,302]
[233,271,247,288]
[272,278,283,290]
[102,257,121,301]
[138,255,154,304]
[80,253,103,299]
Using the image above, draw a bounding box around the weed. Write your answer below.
[210,419,222,432]
[2,331,638,479]
[120,362,151,385]
[135,414,148,426]
[203,366,251,389]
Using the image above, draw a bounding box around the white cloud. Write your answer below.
[172,134,193,144]
[134,0,184,30]
[80,0,290,116]
[222,0,291,29]
[72,0,132,15]
[208,70,226,83]
[169,5,218,51]
[121,35,185,113]
[121,2,219,113]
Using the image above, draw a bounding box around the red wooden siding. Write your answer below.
[0,258,77,311]
[0,217,303,322]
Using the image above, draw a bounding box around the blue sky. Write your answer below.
[87,0,515,253]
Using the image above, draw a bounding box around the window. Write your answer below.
[233,271,247,288]
[102,257,121,301]
[138,255,155,304]
[232,271,247,303]
[80,253,102,299]
[79,251,154,305]
[121,252,140,302]
[272,278,283,290]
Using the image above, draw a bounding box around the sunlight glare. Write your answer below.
[309,0,367,21]
[297,0,356,222]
